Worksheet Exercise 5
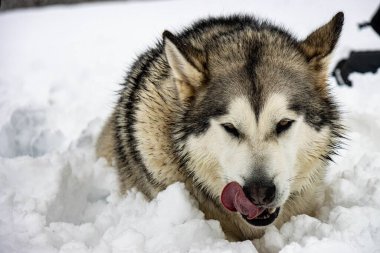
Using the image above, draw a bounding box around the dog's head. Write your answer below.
[164,13,344,226]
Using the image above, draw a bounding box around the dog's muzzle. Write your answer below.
[220,182,280,226]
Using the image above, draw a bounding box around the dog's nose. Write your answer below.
[244,182,276,206]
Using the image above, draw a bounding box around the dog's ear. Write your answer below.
[300,12,344,62]
[300,12,344,90]
[163,31,206,104]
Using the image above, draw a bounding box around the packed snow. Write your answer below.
[1,0,380,252]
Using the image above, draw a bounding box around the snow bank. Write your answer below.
[1,0,380,252]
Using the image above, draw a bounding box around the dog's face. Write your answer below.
[201,94,303,207]
[164,13,343,226]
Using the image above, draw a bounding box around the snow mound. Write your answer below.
[0,125,256,253]
[0,108,65,158]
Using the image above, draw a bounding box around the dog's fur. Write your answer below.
[96,13,344,240]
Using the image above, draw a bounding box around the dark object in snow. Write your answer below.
[358,5,380,36]
[333,5,380,87]
[333,51,380,86]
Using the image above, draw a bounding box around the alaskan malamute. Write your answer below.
[97,13,344,240]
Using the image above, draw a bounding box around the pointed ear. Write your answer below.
[163,30,206,104]
[301,12,344,61]
[300,12,344,90]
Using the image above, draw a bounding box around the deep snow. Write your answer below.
[1,0,380,252]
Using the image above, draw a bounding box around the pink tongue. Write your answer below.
[221,182,263,220]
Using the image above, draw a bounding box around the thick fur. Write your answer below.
[97,13,344,241]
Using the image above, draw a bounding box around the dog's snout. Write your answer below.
[244,181,276,206]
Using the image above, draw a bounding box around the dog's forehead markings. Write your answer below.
[228,94,292,133]
[228,97,256,131]
[259,93,290,122]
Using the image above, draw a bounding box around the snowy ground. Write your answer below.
[1,0,380,252]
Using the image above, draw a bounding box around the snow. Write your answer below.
[1,0,380,252]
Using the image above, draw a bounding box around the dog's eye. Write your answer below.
[221,123,240,138]
[276,119,295,135]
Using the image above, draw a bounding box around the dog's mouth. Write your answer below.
[220,182,280,227]
[242,206,280,226]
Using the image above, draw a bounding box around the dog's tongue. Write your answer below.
[221,182,262,220]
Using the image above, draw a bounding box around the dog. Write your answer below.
[96,12,344,241]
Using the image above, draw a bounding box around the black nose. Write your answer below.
[243,181,276,206]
